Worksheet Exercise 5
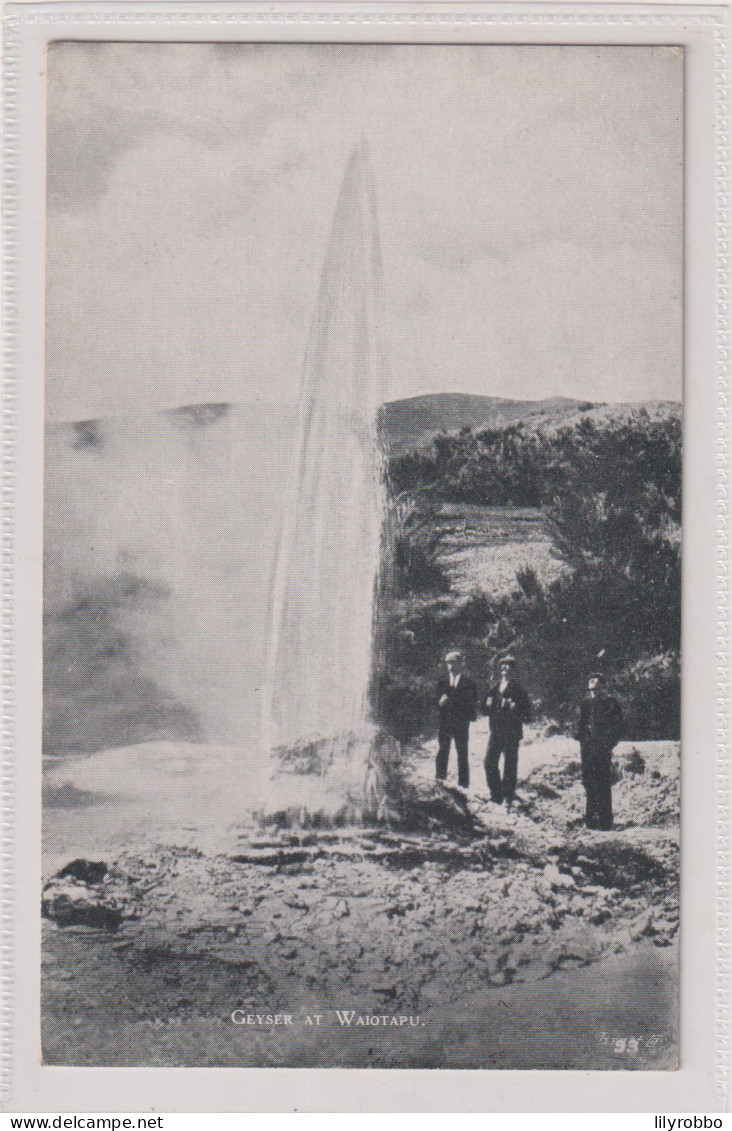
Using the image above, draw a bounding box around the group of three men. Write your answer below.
[436,650,623,830]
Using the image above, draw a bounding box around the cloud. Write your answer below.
[47,42,307,210]
[45,44,683,415]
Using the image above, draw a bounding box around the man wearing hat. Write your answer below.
[436,651,478,790]
[577,670,623,830]
[484,655,532,811]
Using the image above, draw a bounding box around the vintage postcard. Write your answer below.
[38,40,684,1072]
[2,4,728,1112]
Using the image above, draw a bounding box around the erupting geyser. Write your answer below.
[262,142,391,763]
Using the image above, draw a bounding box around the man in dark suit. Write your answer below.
[577,671,623,830]
[436,650,478,790]
[484,655,531,811]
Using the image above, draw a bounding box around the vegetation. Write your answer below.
[389,411,680,513]
[373,410,681,742]
[390,497,451,596]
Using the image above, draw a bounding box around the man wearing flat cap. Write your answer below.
[484,654,532,811]
[436,651,478,790]
[577,670,623,830]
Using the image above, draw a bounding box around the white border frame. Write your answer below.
[1,3,727,1112]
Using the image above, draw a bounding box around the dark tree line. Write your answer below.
[389,411,680,516]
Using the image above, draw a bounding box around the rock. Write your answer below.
[333,898,350,919]
[543,863,576,890]
[556,954,585,970]
[623,749,646,776]
[630,912,655,941]
[57,859,107,885]
[488,971,511,986]
[613,928,634,953]
[42,878,123,930]
[532,782,560,800]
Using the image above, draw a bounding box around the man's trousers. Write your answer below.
[484,731,520,805]
[436,723,470,788]
[580,742,613,830]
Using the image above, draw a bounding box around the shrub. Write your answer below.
[608,652,681,740]
[392,532,450,595]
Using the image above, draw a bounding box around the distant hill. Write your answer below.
[379,393,680,453]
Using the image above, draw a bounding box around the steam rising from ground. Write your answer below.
[44,144,392,825]
[44,403,296,759]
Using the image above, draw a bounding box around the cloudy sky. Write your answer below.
[46,43,683,422]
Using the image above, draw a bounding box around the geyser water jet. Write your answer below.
[262,141,390,762]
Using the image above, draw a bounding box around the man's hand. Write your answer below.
[485,696,493,711]
[439,694,449,708]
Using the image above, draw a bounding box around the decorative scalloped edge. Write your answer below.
[2,7,728,26]
[715,18,729,1105]
[0,3,727,1103]
[1,9,19,1108]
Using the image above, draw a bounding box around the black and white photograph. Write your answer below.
[40,42,682,1071]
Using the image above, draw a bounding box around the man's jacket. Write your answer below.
[485,680,532,739]
[577,694,623,751]
[436,676,478,729]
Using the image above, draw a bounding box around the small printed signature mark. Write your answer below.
[598,1033,664,1055]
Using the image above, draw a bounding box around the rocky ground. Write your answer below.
[41,734,679,1069]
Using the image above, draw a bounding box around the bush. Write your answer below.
[392,532,450,595]
[386,495,451,596]
[608,652,680,740]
